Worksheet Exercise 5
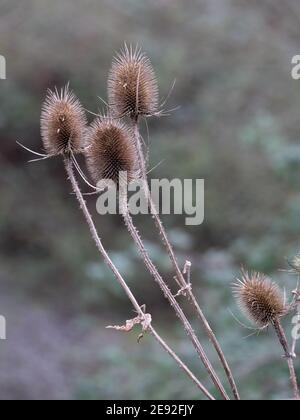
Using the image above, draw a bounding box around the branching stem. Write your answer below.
[64,156,215,401]
[132,118,240,400]
[120,194,229,400]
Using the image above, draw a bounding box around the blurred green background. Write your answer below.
[1,0,300,400]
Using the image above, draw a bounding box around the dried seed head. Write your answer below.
[85,117,138,185]
[287,254,300,274]
[41,85,87,156]
[233,271,286,327]
[108,44,159,119]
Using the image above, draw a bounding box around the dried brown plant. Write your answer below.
[108,44,159,119]
[233,270,299,400]
[82,114,230,400]
[233,271,286,327]
[41,86,87,156]
[85,117,138,185]
[20,44,300,402]
[108,45,240,400]
[63,157,214,400]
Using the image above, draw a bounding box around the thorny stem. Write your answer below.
[273,318,300,400]
[120,195,230,400]
[64,156,215,401]
[132,118,240,400]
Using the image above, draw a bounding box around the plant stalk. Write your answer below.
[132,118,240,400]
[273,318,300,400]
[120,194,230,400]
[64,156,215,401]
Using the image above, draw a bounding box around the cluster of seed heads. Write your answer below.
[40,45,158,183]
[38,45,300,401]
[40,48,292,333]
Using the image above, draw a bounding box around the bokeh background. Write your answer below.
[1,0,300,400]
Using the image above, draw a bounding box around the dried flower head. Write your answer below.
[41,85,87,156]
[85,117,138,185]
[108,44,159,119]
[233,271,286,327]
[287,254,300,274]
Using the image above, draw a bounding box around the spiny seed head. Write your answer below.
[287,254,300,273]
[41,85,87,156]
[85,117,138,185]
[233,271,286,327]
[108,44,159,119]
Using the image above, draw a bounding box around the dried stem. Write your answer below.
[64,156,215,401]
[132,118,240,400]
[120,195,230,400]
[291,288,300,358]
[273,318,300,400]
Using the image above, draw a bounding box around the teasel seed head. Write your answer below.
[108,44,159,119]
[85,117,138,185]
[41,85,87,156]
[287,254,300,274]
[233,270,286,327]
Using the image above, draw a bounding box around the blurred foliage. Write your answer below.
[0,0,300,400]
